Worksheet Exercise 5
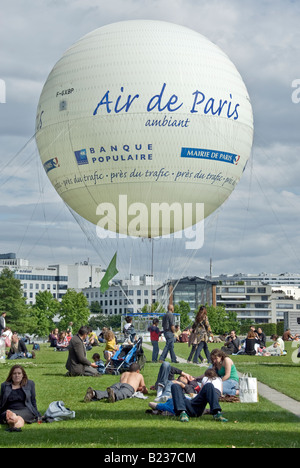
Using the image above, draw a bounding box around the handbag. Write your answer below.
[239,373,259,403]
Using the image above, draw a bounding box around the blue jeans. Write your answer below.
[194,341,211,363]
[155,362,176,399]
[9,352,33,360]
[222,379,239,396]
[160,332,177,362]
[171,382,221,417]
[151,341,159,362]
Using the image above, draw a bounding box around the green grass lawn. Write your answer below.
[0,341,299,448]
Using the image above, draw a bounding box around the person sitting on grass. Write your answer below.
[244,330,260,356]
[210,349,239,396]
[66,326,99,377]
[56,331,69,351]
[91,353,106,374]
[7,332,35,360]
[0,365,41,431]
[261,335,285,356]
[84,363,148,403]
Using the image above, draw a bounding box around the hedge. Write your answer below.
[240,322,284,336]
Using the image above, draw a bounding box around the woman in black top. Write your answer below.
[0,365,41,430]
[245,330,259,355]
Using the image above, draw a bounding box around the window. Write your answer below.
[276,303,294,309]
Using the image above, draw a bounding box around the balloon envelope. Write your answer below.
[36,20,253,238]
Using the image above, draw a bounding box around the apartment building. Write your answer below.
[212,273,300,324]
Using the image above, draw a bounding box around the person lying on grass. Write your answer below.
[148,368,227,422]
[84,362,148,403]
[148,368,227,423]
[152,361,202,401]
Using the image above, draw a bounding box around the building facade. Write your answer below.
[82,275,162,315]
[0,253,103,305]
[211,273,300,324]
[157,276,217,312]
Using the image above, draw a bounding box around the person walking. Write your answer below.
[159,304,178,363]
[188,306,212,364]
[148,318,162,362]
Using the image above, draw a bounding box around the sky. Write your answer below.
[1,0,300,282]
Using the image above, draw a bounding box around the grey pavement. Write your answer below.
[143,343,300,419]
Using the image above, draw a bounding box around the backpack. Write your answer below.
[42,401,75,423]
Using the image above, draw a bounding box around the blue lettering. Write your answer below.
[93,90,113,115]
[204,97,220,116]
[114,86,139,113]
[190,91,239,120]
[147,82,183,112]
[190,90,205,113]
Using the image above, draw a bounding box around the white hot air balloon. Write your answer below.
[36,20,253,239]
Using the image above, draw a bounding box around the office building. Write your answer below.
[82,274,161,315]
[0,253,103,305]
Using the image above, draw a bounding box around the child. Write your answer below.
[123,316,136,344]
[201,368,223,398]
[148,318,162,362]
[92,353,106,374]
[104,330,118,364]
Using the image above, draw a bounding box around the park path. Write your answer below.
[142,343,300,419]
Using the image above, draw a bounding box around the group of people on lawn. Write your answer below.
[0,306,234,430]
[1,305,299,431]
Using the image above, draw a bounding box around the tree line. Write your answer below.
[0,268,241,338]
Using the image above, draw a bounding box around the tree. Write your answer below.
[174,301,192,329]
[141,302,165,314]
[206,305,240,335]
[0,268,30,333]
[90,301,102,314]
[89,313,121,331]
[30,291,60,337]
[58,289,90,332]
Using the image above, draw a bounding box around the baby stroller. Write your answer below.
[105,337,146,375]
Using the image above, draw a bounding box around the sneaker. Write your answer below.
[149,402,158,410]
[107,387,116,403]
[84,387,95,403]
[213,412,228,423]
[180,411,189,423]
